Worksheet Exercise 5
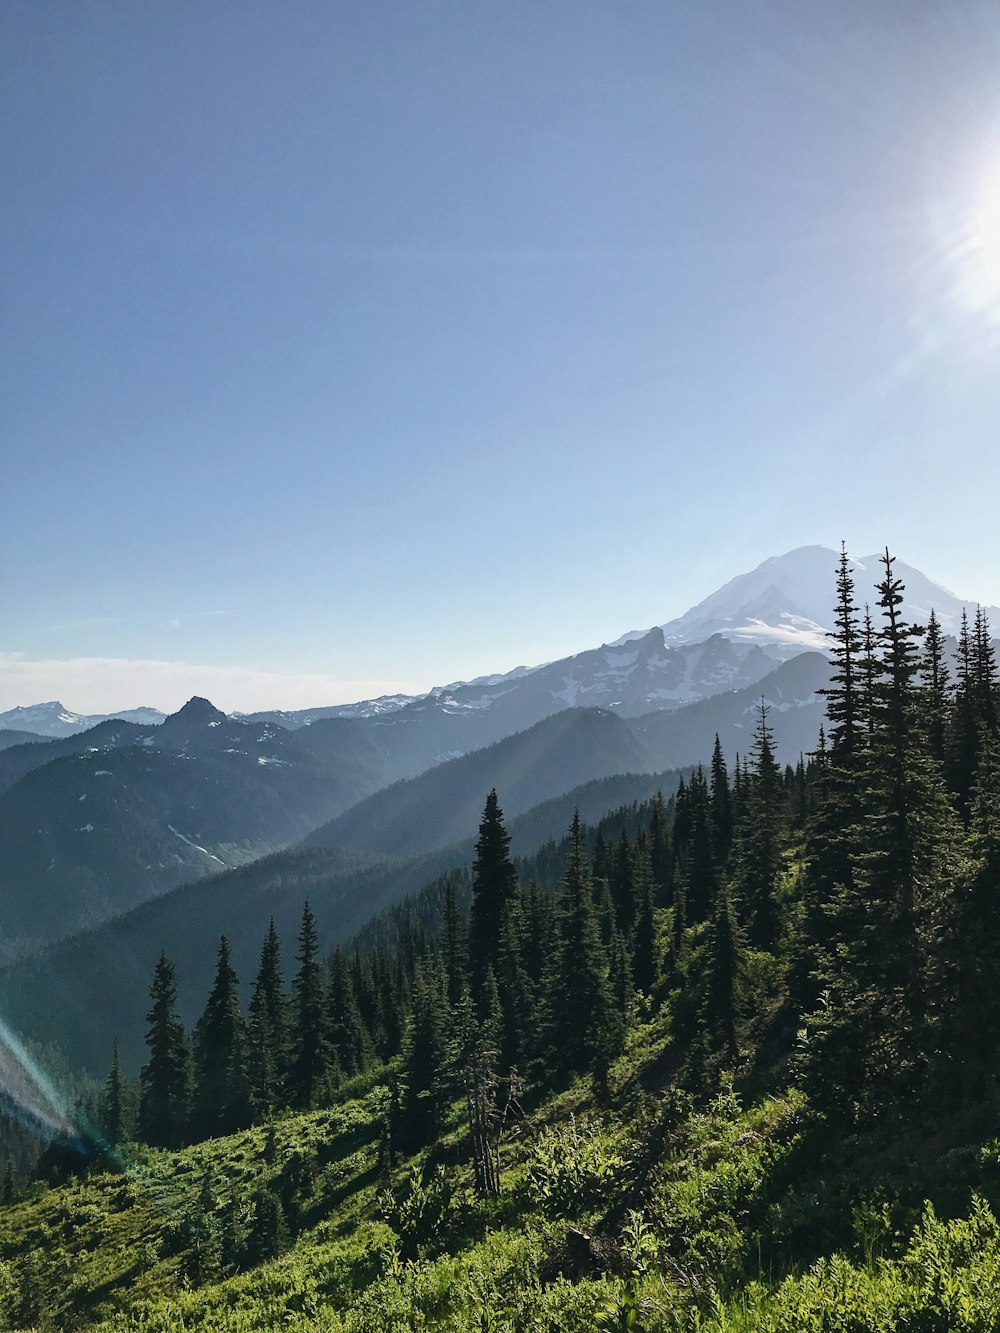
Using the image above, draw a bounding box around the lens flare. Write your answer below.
[0,1015,81,1142]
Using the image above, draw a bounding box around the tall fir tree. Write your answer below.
[328,947,370,1079]
[246,919,288,1120]
[731,702,785,950]
[921,607,950,765]
[193,937,251,1140]
[548,811,615,1079]
[820,542,863,760]
[700,889,742,1063]
[709,736,734,865]
[398,958,449,1149]
[288,903,330,1110]
[468,790,519,997]
[806,551,961,1123]
[138,954,191,1148]
[102,1038,125,1147]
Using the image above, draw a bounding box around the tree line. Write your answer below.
[91,545,1000,1187]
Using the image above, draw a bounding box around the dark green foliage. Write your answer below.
[820,543,863,760]
[138,953,191,1148]
[193,936,251,1140]
[548,811,616,1080]
[468,789,519,994]
[398,959,449,1149]
[246,919,288,1120]
[288,903,330,1110]
[245,1187,289,1265]
[102,1038,125,1147]
[709,735,733,864]
[700,890,742,1062]
[731,702,785,951]
[328,947,370,1078]
[802,550,966,1124]
[2,1156,16,1205]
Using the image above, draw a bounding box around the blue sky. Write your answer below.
[4,1,1000,712]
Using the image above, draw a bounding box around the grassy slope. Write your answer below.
[6,995,1000,1333]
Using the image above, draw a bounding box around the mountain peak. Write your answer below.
[166,696,228,725]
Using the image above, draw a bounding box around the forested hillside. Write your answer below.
[3,548,1000,1330]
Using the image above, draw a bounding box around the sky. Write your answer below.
[4,1,1000,714]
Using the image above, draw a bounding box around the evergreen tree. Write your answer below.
[495,902,533,1072]
[648,790,673,906]
[102,1038,125,1147]
[245,1188,289,1265]
[610,828,635,933]
[441,877,468,1008]
[2,1157,15,1206]
[138,954,191,1148]
[821,543,863,760]
[468,790,519,995]
[973,606,998,732]
[631,863,657,997]
[680,767,716,926]
[549,812,614,1078]
[246,919,287,1120]
[288,903,330,1110]
[806,551,960,1122]
[922,607,950,764]
[709,736,734,864]
[328,947,370,1078]
[398,958,449,1148]
[193,937,251,1140]
[731,701,785,950]
[932,731,1000,1105]
[700,890,742,1062]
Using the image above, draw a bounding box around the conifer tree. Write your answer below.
[245,1188,289,1264]
[288,903,330,1110]
[709,736,734,864]
[922,608,950,764]
[193,937,251,1140]
[806,551,961,1121]
[102,1038,125,1147]
[973,606,998,732]
[468,790,519,995]
[821,543,863,760]
[648,790,673,905]
[549,811,614,1078]
[520,880,551,995]
[610,828,635,932]
[700,890,742,1062]
[679,768,716,926]
[398,958,449,1148]
[794,555,866,1010]
[731,702,785,950]
[631,865,657,997]
[2,1158,15,1206]
[441,877,468,1008]
[932,731,1000,1104]
[328,947,369,1078]
[495,903,533,1071]
[246,920,287,1120]
[138,954,191,1148]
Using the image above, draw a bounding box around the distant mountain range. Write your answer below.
[6,546,995,744]
[0,701,166,739]
[1,542,992,1068]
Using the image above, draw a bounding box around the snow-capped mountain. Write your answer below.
[0,702,167,739]
[619,546,1000,655]
[7,547,996,743]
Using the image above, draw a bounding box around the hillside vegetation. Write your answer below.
[3,548,1000,1330]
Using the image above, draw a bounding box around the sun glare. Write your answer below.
[949,166,1000,324]
[968,181,1000,301]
